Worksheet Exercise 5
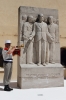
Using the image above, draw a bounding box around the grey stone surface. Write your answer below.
[47,16,59,63]
[17,6,64,89]
[18,6,60,64]
[19,63,63,77]
[17,63,64,89]
[18,78,64,89]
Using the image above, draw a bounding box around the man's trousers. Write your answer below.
[3,62,12,85]
[35,39,46,64]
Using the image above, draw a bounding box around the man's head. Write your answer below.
[33,17,37,23]
[38,14,44,22]
[48,16,53,24]
[53,18,56,24]
[28,15,33,23]
[5,40,11,48]
[44,16,47,23]
[22,15,27,21]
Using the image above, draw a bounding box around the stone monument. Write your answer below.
[17,6,64,89]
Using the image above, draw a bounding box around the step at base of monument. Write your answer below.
[17,63,64,89]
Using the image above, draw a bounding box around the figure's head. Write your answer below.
[22,15,27,21]
[48,16,53,24]
[5,40,11,49]
[38,14,44,22]
[53,18,56,24]
[28,15,33,23]
[44,16,47,23]
[33,17,37,23]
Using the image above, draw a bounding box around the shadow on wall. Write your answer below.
[61,47,66,68]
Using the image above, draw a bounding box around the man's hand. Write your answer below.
[7,46,16,54]
[12,46,15,48]
[50,37,54,42]
[23,35,28,40]
[29,36,33,40]
[28,34,33,40]
[11,46,16,49]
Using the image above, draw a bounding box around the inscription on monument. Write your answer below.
[26,73,61,78]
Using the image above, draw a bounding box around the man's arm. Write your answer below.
[29,23,36,40]
[7,47,16,54]
[22,23,28,40]
[55,25,59,43]
[46,26,54,42]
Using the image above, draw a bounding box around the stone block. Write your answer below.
[17,63,64,89]
[17,6,64,89]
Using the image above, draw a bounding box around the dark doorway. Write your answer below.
[0,47,3,68]
[61,47,66,68]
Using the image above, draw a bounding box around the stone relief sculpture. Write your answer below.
[32,14,53,66]
[33,14,48,66]
[22,15,34,64]
[20,14,59,65]
[21,15,27,41]
[47,16,59,63]
[18,7,64,89]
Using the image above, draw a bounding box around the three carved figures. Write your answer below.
[20,14,59,66]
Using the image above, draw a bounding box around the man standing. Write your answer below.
[23,15,34,64]
[21,15,27,41]
[48,16,58,63]
[33,14,52,66]
[2,40,16,91]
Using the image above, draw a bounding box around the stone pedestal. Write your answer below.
[17,63,64,89]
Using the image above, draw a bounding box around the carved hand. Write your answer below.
[28,35,33,40]
[50,37,54,41]
[29,37,33,40]
[23,35,28,39]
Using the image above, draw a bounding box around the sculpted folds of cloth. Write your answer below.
[21,14,59,66]
[22,15,34,64]
[29,14,53,66]
[47,16,59,63]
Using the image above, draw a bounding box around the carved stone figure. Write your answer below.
[53,18,59,42]
[22,15,34,64]
[32,14,53,66]
[48,16,59,63]
[21,15,27,41]
[53,18,57,24]
[33,17,37,23]
[44,16,47,23]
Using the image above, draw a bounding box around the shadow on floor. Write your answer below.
[0,81,19,91]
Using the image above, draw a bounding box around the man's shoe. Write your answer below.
[4,85,13,91]
[42,63,46,66]
[37,63,41,66]
[9,87,13,91]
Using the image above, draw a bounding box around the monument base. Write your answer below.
[17,63,64,89]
